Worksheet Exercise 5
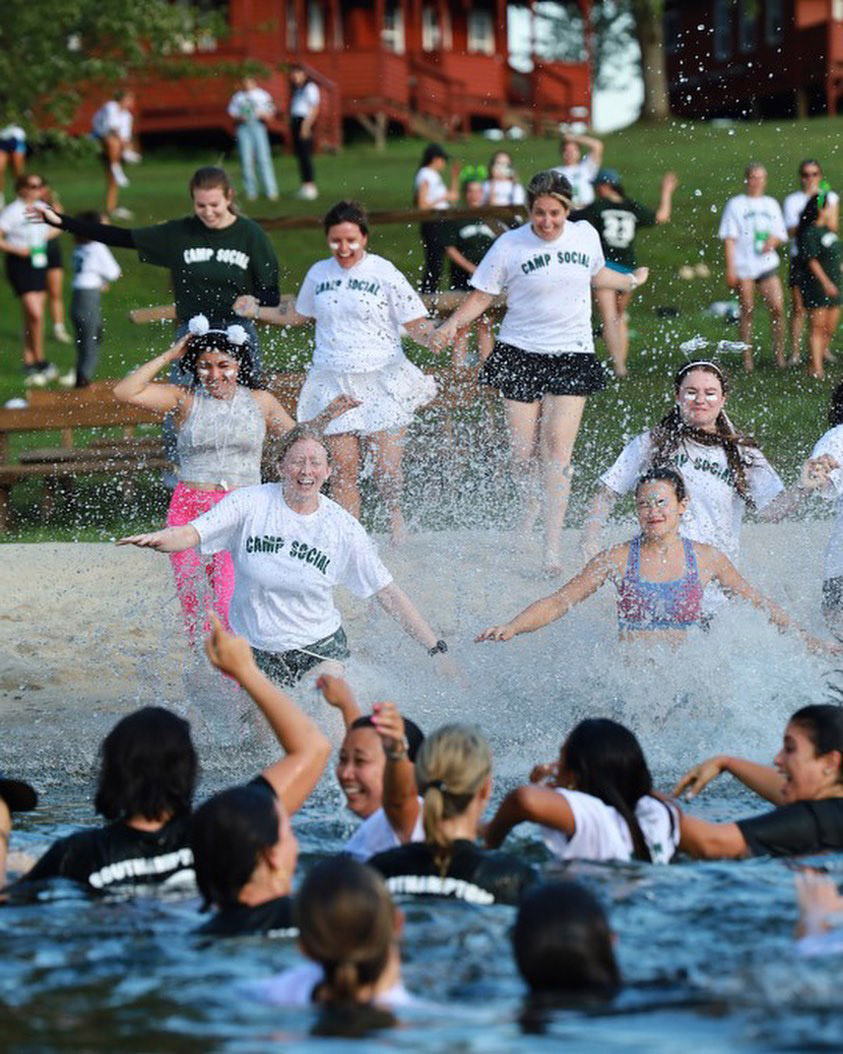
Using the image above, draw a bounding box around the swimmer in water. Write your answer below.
[317,674,425,860]
[581,360,831,572]
[675,704,843,858]
[477,468,836,652]
[368,723,537,905]
[484,718,679,863]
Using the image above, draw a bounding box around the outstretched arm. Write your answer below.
[580,484,619,560]
[315,673,362,728]
[116,525,199,552]
[233,294,311,327]
[205,617,331,814]
[674,754,786,805]
[679,813,748,859]
[431,290,495,351]
[758,455,837,522]
[476,553,614,642]
[375,583,440,651]
[403,316,437,349]
[592,266,649,292]
[112,335,191,414]
[484,785,575,849]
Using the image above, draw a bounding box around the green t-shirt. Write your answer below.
[132,215,280,323]
[576,198,656,269]
[799,224,842,306]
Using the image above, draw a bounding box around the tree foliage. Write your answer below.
[0,0,228,129]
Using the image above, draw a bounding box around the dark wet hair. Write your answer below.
[829,381,843,426]
[420,142,448,167]
[192,783,279,910]
[797,193,821,242]
[526,170,573,210]
[789,706,843,780]
[648,361,758,506]
[74,210,103,244]
[349,715,424,762]
[800,158,822,176]
[323,200,369,236]
[189,166,234,199]
[560,719,660,863]
[94,707,197,822]
[513,881,620,998]
[180,327,261,389]
[295,857,396,1005]
[635,467,687,504]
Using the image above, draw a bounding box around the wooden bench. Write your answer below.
[0,367,488,531]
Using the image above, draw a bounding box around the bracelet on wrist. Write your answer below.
[385,736,409,762]
[428,639,448,657]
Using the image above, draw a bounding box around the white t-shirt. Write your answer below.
[296,253,427,372]
[553,156,598,208]
[783,189,840,256]
[811,425,843,579]
[92,100,132,140]
[541,788,679,864]
[193,486,393,651]
[345,800,425,862]
[600,431,783,564]
[249,960,415,1009]
[228,87,275,122]
[718,194,788,279]
[414,167,450,210]
[0,197,48,251]
[470,220,604,356]
[290,81,321,119]
[72,242,121,290]
[483,178,526,206]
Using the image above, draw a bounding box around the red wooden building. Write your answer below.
[70,1,593,147]
[664,0,843,120]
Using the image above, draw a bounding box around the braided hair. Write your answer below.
[649,361,759,507]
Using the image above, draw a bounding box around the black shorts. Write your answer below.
[5,253,46,296]
[252,626,350,687]
[479,341,606,402]
[788,257,804,289]
[47,238,63,269]
[822,577,843,612]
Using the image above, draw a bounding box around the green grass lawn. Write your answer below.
[2,117,841,539]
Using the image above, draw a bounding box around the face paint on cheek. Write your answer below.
[328,241,341,251]
[346,241,361,252]
[221,368,237,380]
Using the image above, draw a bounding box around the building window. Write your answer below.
[835,0,843,20]
[467,9,495,55]
[286,0,296,51]
[663,9,680,55]
[713,0,731,61]
[765,0,783,43]
[738,0,756,52]
[383,4,405,54]
[307,1,325,51]
[422,6,440,51]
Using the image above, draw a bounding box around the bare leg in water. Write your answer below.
[540,393,586,576]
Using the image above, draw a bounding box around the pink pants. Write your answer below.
[166,483,235,645]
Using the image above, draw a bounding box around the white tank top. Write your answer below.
[177,386,266,489]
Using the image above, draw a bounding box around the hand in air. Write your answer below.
[315,674,361,724]
[672,756,724,800]
[371,701,406,755]
[475,625,515,643]
[799,453,838,491]
[204,614,254,678]
[25,201,61,227]
[233,294,259,319]
[116,529,171,550]
[529,761,558,785]
[164,333,191,362]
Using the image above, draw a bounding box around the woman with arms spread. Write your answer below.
[433,169,648,576]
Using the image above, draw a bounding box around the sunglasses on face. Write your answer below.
[801,170,820,178]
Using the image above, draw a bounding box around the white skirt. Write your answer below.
[297,358,437,435]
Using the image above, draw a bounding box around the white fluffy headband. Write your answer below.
[187,313,250,347]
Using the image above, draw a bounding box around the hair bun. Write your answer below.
[188,314,210,336]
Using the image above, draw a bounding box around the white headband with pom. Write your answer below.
[187,314,250,347]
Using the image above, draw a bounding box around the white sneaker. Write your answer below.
[38,362,59,383]
[58,369,76,388]
[53,322,72,344]
[296,186,318,200]
[122,148,142,164]
[24,367,47,388]
[111,206,134,220]
[110,162,130,188]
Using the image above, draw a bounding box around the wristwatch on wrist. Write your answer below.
[385,736,409,763]
[428,639,448,656]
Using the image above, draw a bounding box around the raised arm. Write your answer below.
[568,133,603,168]
[371,701,420,843]
[233,294,311,328]
[431,290,495,351]
[112,335,191,414]
[315,673,363,728]
[678,813,748,859]
[674,754,786,805]
[204,617,331,814]
[758,455,837,522]
[476,552,615,642]
[484,784,575,849]
[29,201,137,249]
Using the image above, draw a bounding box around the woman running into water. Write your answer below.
[478,469,833,651]
[113,319,354,643]
[432,169,648,576]
[235,199,437,543]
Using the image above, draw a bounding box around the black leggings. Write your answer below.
[291,117,315,184]
[420,220,445,294]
